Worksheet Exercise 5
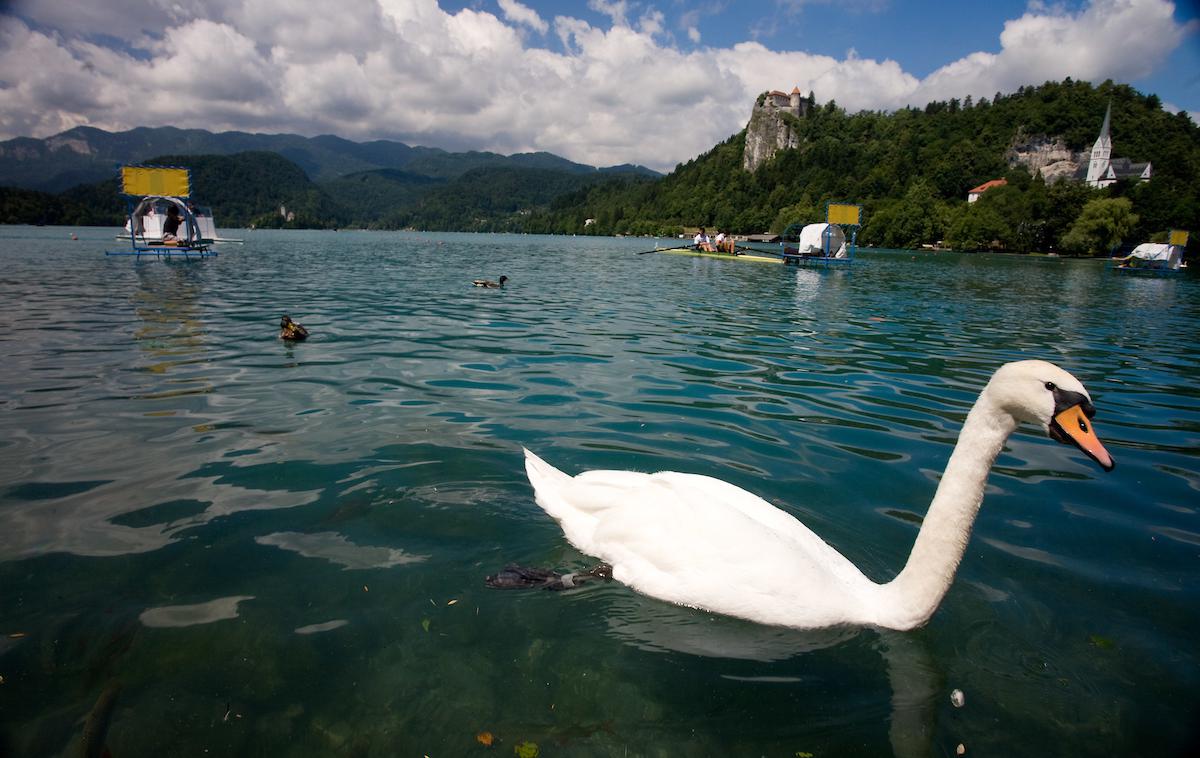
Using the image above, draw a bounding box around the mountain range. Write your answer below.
[0,125,658,194]
[0,126,659,230]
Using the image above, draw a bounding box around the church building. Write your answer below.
[1080,103,1152,188]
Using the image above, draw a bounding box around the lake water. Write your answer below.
[1,226,1197,757]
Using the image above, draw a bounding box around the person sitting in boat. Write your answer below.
[162,205,183,245]
[716,230,737,254]
[694,228,716,252]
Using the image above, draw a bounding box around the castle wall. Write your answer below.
[743,92,807,172]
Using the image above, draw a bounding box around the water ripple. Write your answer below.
[1,228,1198,757]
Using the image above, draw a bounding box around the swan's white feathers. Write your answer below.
[520,361,1107,631]
[523,448,878,627]
[985,360,1090,427]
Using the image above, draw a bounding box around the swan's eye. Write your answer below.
[1078,419,1089,432]
[1045,381,1057,391]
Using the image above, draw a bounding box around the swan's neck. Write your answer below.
[878,394,1015,630]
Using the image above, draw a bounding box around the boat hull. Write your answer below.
[659,248,783,264]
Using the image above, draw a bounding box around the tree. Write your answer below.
[772,197,817,233]
[1060,197,1139,256]
[945,203,1006,251]
[867,179,948,248]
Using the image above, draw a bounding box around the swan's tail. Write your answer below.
[523,447,585,532]
[523,448,610,551]
[523,448,572,490]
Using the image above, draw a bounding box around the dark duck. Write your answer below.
[279,315,309,341]
[473,275,508,288]
[485,563,612,591]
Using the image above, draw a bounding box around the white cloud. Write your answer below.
[230,0,388,64]
[588,0,630,27]
[498,0,549,34]
[0,0,1190,173]
[714,42,919,113]
[912,0,1185,105]
[638,8,665,36]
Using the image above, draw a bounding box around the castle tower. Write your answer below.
[1085,102,1112,187]
[789,86,802,115]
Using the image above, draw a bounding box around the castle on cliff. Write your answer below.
[763,87,812,119]
[743,87,813,172]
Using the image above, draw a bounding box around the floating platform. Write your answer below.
[105,245,217,259]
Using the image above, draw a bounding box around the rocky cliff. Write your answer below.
[1005,129,1081,183]
[742,97,803,172]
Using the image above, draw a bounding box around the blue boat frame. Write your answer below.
[106,166,216,260]
[779,202,861,267]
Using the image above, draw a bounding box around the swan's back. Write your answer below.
[523,449,880,628]
[520,361,1114,631]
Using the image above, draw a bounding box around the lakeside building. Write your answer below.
[1080,103,1152,188]
[967,178,1008,203]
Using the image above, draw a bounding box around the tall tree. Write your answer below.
[1060,197,1140,255]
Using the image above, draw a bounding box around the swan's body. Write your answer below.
[523,360,1113,631]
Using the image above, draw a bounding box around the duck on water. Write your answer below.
[279,315,309,341]
[496,360,1114,631]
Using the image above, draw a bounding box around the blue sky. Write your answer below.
[2,0,1196,171]
[445,0,1200,113]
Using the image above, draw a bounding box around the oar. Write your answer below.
[734,243,782,257]
[637,243,697,255]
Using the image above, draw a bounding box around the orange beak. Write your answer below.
[1052,404,1114,471]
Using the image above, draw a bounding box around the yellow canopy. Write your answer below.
[120,166,190,197]
[826,203,861,226]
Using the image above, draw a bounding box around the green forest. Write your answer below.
[523,79,1199,256]
[1,78,1196,256]
[0,152,648,233]
[0,151,347,230]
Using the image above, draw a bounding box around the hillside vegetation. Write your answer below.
[524,79,1199,255]
[0,125,657,193]
[1,79,1195,255]
[0,151,654,231]
[0,152,348,228]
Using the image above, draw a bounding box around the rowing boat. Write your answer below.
[658,247,783,264]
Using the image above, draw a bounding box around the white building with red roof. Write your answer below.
[967,178,1007,203]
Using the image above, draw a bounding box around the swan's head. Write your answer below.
[986,360,1114,471]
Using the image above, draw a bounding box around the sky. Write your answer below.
[0,0,1197,172]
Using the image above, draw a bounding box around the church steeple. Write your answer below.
[1085,101,1113,187]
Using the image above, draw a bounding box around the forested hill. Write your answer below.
[0,125,658,193]
[0,152,347,228]
[3,79,1196,252]
[0,151,659,230]
[522,79,1199,255]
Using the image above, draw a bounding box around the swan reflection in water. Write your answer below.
[600,591,938,758]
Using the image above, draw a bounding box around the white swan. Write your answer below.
[523,360,1114,631]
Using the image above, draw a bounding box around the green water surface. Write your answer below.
[1,227,1197,757]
